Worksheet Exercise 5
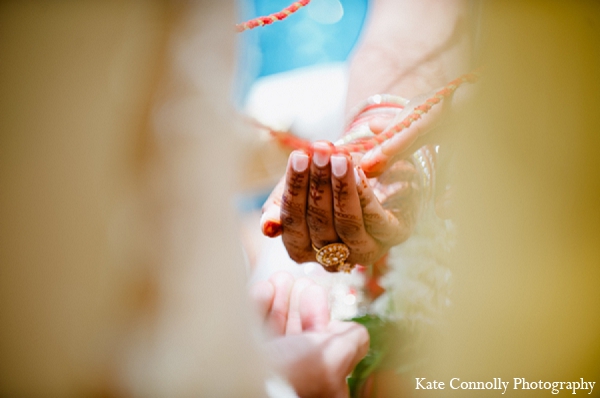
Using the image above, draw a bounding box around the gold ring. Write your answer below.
[312,242,354,273]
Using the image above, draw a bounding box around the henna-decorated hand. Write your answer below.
[260,142,420,268]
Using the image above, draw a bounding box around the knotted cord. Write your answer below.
[236,0,311,32]
[265,70,482,155]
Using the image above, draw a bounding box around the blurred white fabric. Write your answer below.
[243,62,348,141]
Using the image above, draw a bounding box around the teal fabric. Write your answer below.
[235,0,368,104]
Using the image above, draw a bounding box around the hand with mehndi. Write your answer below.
[260,141,420,269]
[258,0,472,270]
[250,272,369,398]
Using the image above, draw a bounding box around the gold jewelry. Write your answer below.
[312,242,354,273]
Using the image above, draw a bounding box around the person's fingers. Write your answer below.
[264,331,351,398]
[249,280,275,321]
[327,320,370,375]
[264,319,369,398]
[370,125,447,181]
[355,167,410,246]
[375,158,417,187]
[373,158,421,244]
[266,271,295,336]
[280,151,314,263]
[285,278,315,335]
[329,154,379,265]
[368,113,395,135]
[299,284,330,333]
[307,141,339,250]
[360,92,445,178]
[260,176,285,238]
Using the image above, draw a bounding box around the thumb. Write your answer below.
[260,176,285,237]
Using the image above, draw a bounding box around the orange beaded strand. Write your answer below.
[236,0,311,32]
[267,70,482,155]
[235,2,482,155]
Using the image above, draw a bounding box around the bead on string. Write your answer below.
[236,0,311,32]
[265,69,482,155]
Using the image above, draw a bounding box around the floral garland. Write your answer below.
[348,190,456,396]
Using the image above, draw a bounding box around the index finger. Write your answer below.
[280,151,314,263]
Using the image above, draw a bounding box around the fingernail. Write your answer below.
[260,211,282,237]
[331,155,347,178]
[354,168,361,185]
[263,220,282,237]
[312,142,330,168]
[292,151,309,172]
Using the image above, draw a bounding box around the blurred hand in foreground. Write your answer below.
[250,272,369,398]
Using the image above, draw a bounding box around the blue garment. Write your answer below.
[235,0,368,103]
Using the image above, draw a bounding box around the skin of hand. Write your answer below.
[359,90,446,178]
[260,144,418,267]
[250,272,370,398]
[359,80,475,179]
[346,0,472,177]
[259,0,473,263]
[345,0,472,107]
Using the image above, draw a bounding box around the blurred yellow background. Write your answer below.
[434,2,600,396]
[0,1,598,397]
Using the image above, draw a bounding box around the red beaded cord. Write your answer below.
[236,0,311,32]
[267,69,482,155]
